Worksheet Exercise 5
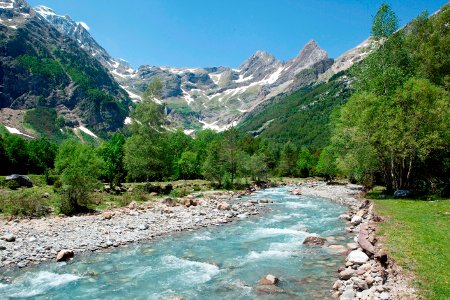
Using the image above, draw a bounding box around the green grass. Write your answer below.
[372,196,450,299]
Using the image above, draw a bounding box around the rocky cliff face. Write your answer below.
[0,0,131,133]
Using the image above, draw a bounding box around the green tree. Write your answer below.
[315,146,338,181]
[99,133,126,188]
[123,83,166,181]
[296,147,314,177]
[177,151,198,180]
[279,141,298,177]
[144,77,163,100]
[202,140,226,187]
[55,141,104,214]
[246,153,268,182]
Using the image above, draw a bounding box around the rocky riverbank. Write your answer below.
[0,191,264,271]
[301,181,416,300]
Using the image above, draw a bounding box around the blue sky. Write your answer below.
[28,0,447,68]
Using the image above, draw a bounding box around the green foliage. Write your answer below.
[0,189,50,217]
[99,133,126,187]
[371,3,398,39]
[24,108,66,141]
[238,79,351,149]
[144,77,163,101]
[278,141,298,177]
[315,146,338,181]
[296,147,315,177]
[18,55,63,78]
[177,151,198,180]
[55,140,104,214]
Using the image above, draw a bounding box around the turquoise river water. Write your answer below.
[0,187,352,299]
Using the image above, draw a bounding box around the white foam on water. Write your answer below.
[250,227,309,240]
[284,201,317,209]
[7,271,82,298]
[245,249,292,261]
[265,214,291,224]
[191,232,213,241]
[161,255,220,284]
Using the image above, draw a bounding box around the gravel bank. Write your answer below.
[0,191,263,271]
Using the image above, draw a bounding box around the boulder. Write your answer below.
[303,236,327,246]
[393,190,412,198]
[259,274,279,285]
[256,285,285,294]
[56,249,74,262]
[347,250,369,264]
[5,174,33,188]
[351,215,362,225]
[217,201,231,210]
[357,223,375,254]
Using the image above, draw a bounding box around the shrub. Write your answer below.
[0,189,49,217]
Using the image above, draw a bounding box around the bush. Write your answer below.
[0,189,49,217]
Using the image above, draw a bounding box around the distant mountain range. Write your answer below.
[0,0,374,137]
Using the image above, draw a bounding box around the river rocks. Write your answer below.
[347,250,369,264]
[340,286,356,300]
[351,215,362,225]
[102,212,114,220]
[303,236,327,246]
[352,277,369,290]
[259,274,279,285]
[290,188,302,195]
[56,249,74,262]
[256,285,285,294]
[339,268,356,280]
[358,223,375,254]
[217,201,231,210]
[258,199,273,204]
[163,197,177,207]
[128,201,138,210]
[2,233,16,242]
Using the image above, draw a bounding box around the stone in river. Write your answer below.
[303,236,327,246]
[259,274,279,285]
[56,249,74,262]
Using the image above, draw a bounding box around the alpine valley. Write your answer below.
[0,0,373,140]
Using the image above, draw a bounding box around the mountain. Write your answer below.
[32,5,341,131]
[0,0,132,137]
[121,39,334,131]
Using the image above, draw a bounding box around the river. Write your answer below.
[0,186,352,299]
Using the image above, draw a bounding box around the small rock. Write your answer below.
[351,215,362,225]
[3,233,15,242]
[333,280,343,290]
[102,212,114,220]
[259,274,279,285]
[347,250,369,264]
[138,224,149,230]
[340,286,356,300]
[290,188,302,195]
[365,275,375,285]
[42,192,50,198]
[352,277,369,290]
[339,268,356,280]
[379,292,390,300]
[303,236,327,246]
[347,243,358,250]
[56,249,74,262]
[217,201,231,211]
[17,261,28,268]
[128,201,138,210]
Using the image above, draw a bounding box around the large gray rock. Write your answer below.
[56,249,74,262]
[347,250,369,264]
[5,174,33,188]
[303,236,327,246]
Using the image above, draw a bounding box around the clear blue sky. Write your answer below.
[28,0,447,68]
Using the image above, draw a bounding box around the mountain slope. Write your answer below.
[0,0,131,135]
